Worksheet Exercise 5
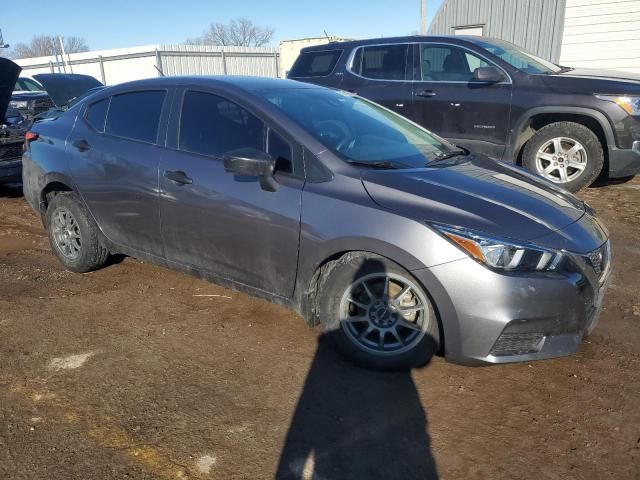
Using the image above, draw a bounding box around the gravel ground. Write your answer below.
[0,178,638,480]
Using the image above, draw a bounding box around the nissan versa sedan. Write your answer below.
[22,76,611,369]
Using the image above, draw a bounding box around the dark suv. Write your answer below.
[288,36,640,192]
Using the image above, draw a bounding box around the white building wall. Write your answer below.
[559,0,640,73]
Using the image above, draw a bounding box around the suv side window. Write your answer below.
[179,90,264,157]
[351,44,410,80]
[289,50,342,78]
[420,44,491,82]
[105,90,166,143]
[85,98,110,132]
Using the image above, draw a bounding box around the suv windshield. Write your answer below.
[259,88,457,168]
[472,39,562,74]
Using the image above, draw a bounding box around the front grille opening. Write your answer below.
[490,333,545,356]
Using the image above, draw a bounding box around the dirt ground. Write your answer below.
[0,177,638,480]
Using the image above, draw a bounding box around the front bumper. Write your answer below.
[412,244,610,366]
[608,141,640,178]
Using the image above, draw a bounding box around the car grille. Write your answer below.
[490,333,545,356]
[0,144,22,162]
[583,241,611,284]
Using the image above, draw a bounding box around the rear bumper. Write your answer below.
[0,159,22,183]
[608,141,640,178]
[412,250,609,366]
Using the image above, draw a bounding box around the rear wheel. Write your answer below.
[45,192,110,273]
[316,253,440,370]
[522,121,603,192]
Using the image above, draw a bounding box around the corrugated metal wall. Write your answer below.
[559,0,640,73]
[428,0,567,62]
[15,44,280,85]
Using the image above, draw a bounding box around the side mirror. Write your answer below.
[473,66,506,83]
[223,148,277,191]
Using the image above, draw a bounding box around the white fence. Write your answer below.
[15,44,281,85]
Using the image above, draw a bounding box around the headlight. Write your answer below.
[432,224,564,272]
[595,94,640,116]
[9,100,28,109]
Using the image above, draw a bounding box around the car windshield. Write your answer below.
[259,88,457,168]
[472,39,562,74]
[14,77,43,91]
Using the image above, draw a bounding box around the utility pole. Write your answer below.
[420,0,427,35]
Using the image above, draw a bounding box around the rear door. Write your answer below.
[158,89,304,297]
[68,89,170,256]
[340,43,414,118]
[412,42,512,159]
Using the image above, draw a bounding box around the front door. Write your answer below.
[159,89,303,297]
[340,43,414,119]
[412,43,513,159]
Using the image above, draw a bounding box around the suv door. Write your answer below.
[68,89,169,256]
[413,43,513,159]
[340,43,414,118]
[159,89,304,297]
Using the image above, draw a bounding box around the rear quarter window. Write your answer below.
[289,50,342,78]
[84,98,110,132]
[105,90,166,144]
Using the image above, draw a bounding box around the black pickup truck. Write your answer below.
[289,36,640,192]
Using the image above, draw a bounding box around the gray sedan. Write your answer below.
[22,76,611,369]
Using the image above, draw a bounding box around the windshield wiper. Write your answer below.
[433,149,468,161]
[346,160,402,169]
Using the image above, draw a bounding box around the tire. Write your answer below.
[522,121,604,192]
[316,252,440,370]
[45,192,110,273]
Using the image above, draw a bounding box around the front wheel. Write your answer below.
[522,121,604,192]
[316,253,440,370]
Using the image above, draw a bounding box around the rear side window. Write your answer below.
[85,98,109,132]
[105,90,165,143]
[351,44,409,80]
[179,91,264,157]
[289,50,342,78]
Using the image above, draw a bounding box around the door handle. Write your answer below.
[164,170,193,185]
[415,90,436,98]
[72,139,91,151]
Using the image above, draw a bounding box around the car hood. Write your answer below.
[553,67,640,84]
[360,154,585,243]
[0,58,22,121]
[32,73,103,107]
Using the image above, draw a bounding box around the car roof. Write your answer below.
[103,75,324,94]
[297,35,505,53]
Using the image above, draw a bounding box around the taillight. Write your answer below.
[24,131,39,152]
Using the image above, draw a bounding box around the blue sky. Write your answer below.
[2,0,443,51]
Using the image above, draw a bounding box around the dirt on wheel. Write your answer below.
[0,178,639,479]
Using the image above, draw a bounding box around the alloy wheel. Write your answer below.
[339,272,431,356]
[51,207,82,260]
[535,137,588,183]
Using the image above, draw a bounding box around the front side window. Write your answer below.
[105,90,165,143]
[85,98,110,132]
[289,50,342,78]
[420,44,491,82]
[351,44,410,80]
[471,38,561,74]
[261,88,456,169]
[179,91,264,157]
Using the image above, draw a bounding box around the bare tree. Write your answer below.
[187,18,274,47]
[10,35,89,59]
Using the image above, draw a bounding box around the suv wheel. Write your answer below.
[45,192,110,273]
[522,121,604,192]
[316,253,440,370]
